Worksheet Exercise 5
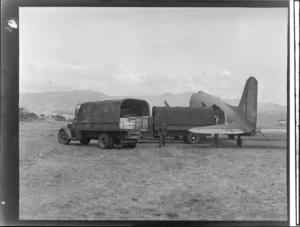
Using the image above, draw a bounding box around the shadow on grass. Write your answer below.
[61,141,286,151]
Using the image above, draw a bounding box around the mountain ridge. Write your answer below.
[20,90,287,127]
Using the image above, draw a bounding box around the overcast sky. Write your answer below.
[20,7,288,104]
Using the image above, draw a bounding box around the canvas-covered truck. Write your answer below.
[150,106,225,144]
[58,99,150,149]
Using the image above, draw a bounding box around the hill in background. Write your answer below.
[20,90,287,128]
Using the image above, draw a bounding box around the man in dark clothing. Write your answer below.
[212,105,220,145]
[212,104,220,125]
[158,122,167,148]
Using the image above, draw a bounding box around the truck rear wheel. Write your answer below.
[58,130,71,145]
[98,133,113,149]
[186,133,200,144]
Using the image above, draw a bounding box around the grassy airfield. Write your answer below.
[20,120,287,220]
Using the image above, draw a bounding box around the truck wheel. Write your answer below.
[186,133,200,144]
[58,130,71,145]
[98,133,113,149]
[80,139,91,145]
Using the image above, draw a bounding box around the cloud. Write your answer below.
[65,62,87,71]
[220,70,232,77]
[128,72,148,82]
[21,58,245,99]
[20,57,286,104]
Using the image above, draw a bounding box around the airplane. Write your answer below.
[188,76,258,147]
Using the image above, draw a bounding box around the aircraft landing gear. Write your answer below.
[237,136,242,147]
[214,134,219,145]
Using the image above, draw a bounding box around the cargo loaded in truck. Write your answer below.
[58,99,150,149]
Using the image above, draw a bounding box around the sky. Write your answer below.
[20,7,288,104]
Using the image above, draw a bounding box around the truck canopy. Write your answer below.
[76,99,150,123]
[152,106,225,129]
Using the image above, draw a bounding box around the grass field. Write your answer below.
[19,120,287,220]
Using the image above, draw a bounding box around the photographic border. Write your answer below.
[1,0,295,226]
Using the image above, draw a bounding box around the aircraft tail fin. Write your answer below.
[238,77,258,128]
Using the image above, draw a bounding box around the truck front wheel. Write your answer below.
[58,130,71,145]
[186,133,200,144]
[98,133,113,149]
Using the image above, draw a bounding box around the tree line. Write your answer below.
[19,107,67,121]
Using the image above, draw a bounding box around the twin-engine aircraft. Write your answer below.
[188,76,258,147]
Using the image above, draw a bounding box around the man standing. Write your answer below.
[158,122,167,148]
[212,104,220,125]
[212,105,220,145]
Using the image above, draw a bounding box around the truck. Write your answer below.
[58,99,150,149]
[58,99,225,149]
[148,106,225,144]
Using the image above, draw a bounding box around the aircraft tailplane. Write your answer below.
[238,77,258,127]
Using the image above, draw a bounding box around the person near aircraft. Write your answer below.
[158,121,167,148]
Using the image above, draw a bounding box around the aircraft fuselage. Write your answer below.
[190,92,255,134]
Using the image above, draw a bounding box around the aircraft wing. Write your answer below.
[189,124,246,135]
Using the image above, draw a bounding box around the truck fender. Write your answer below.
[59,127,72,139]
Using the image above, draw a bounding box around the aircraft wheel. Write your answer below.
[237,137,243,147]
[98,133,113,149]
[186,133,200,144]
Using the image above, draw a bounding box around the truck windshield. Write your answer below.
[75,103,82,117]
